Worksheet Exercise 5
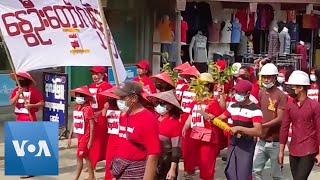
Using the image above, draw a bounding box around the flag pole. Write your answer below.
[0,30,33,120]
[98,0,120,87]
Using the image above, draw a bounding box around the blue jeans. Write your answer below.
[252,140,282,180]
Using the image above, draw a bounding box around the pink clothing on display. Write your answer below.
[208,21,221,43]
[181,20,188,43]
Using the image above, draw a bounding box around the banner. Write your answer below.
[0,74,16,106]
[0,0,127,83]
[43,72,68,127]
[108,66,137,85]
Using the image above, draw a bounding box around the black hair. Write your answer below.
[107,98,117,107]
[168,106,181,119]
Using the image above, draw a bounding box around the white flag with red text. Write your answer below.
[0,0,126,83]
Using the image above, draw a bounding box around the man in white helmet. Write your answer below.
[253,63,287,180]
[279,70,320,180]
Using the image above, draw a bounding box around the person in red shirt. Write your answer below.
[308,68,319,101]
[88,66,112,171]
[279,70,320,179]
[151,72,175,92]
[132,60,157,94]
[147,90,182,180]
[99,86,121,180]
[182,73,224,180]
[68,86,95,180]
[111,81,161,179]
[9,72,44,122]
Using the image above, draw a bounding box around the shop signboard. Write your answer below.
[0,74,15,106]
[108,66,137,85]
[43,72,68,128]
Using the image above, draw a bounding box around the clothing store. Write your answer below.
[154,0,320,73]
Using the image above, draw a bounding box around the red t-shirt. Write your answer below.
[10,86,43,121]
[235,9,248,32]
[89,82,112,112]
[115,109,161,160]
[181,20,188,43]
[74,104,94,144]
[158,115,181,137]
[132,76,157,94]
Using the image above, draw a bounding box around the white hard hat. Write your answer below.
[259,63,278,75]
[286,70,310,86]
[232,63,242,75]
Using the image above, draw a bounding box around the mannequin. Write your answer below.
[277,19,288,33]
[268,26,280,58]
[295,40,308,72]
[237,31,248,57]
[288,18,299,43]
[279,27,291,56]
[221,19,232,43]
[181,16,188,45]
[231,18,241,43]
[189,31,208,73]
[208,19,221,43]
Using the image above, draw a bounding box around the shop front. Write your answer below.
[154,0,320,74]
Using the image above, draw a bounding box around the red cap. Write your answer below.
[99,86,119,99]
[90,66,106,74]
[10,72,36,85]
[137,60,150,72]
[279,69,286,74]
[233,80,253,94]
[175,62,192,72]
[216,60,226,71]
[70,86,93,98]
[179,66,200,77]
[151,72,175,88]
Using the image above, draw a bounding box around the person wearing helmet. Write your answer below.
[279,70,320,180]
[252,63,287,180]
[182,73,224,180]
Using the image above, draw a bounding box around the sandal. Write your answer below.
[20,176,34,179]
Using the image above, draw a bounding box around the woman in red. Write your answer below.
[151,72,175,92]
[182,73,224,180]
[132,60,157,94]
[147,90,182,180]
[99,86,121,180]
[88,66,112,171]
[9,72,44,122]
[68,86,95,180]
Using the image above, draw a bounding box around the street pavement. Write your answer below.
[0,139,320,180]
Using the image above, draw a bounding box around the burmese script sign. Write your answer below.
[0,0,126,80]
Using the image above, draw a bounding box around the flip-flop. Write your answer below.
[20,176,34,179]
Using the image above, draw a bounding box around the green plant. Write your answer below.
[188,77,211,103]
[160,52,178,85]
[208,60,235,85]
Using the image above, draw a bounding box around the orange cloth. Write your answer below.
[159,19,173,42]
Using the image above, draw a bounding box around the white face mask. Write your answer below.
[116,100,129,112]
[155,104,168,115]
[234,93,246,103]
[262,82,274,89]
[277,77,285,84]
[310,74,317,82]
[75,97,85,105]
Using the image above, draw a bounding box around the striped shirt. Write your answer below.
[224,102,263,127]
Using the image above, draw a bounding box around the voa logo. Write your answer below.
[12,140,51,157]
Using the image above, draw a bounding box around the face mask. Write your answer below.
[116,100,129,112]
[277,77,285,84]
[155,104,168,115]
[75,97,85,105]
[286,87,298,99]
[310,74,317,82]
[262,82,274,89]
[234,93,246,103]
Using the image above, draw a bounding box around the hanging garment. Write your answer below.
[288,22,299,43]
[221,20,232,43]
[208,21,221,43]
[237,35,248,56]
[287,10,296,23]
[181,20,188,43]
[277,21,288,33]
[268,30,280,57]
[159,19,173,43]
[247,12,255,32]
[190,34,208,63]
[235,9,248,32]
[231,21,242,43]
[279,31,291,56]
[295,43,308,71]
